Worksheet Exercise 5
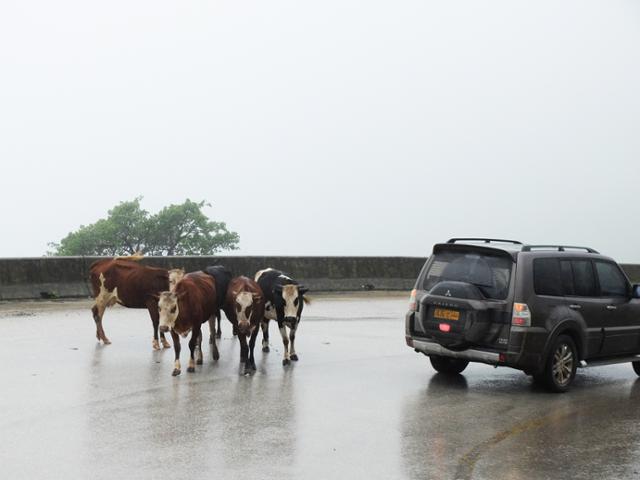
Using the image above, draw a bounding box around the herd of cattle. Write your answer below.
[89,255,310,376]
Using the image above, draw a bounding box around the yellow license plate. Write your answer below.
[433,308,460,321]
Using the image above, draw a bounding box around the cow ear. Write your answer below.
[151,293,161,300]
[298,286,309,295]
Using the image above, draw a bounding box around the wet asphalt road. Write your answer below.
[1,293,640,480]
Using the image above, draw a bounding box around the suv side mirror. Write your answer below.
[633,284,640,299]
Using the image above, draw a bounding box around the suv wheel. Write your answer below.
[535,335,577,393]
[429,355,469,375]
[633,362,640,376]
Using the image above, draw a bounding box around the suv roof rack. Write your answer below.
[521,245,599,254]
[447,238,523,246]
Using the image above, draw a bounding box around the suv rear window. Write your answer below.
[422,250,512,299]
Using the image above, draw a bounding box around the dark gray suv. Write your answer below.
[405,238,640,392]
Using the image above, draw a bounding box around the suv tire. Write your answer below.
[534,335,578,393]
[429,355,469,375]
[633,362,640,376]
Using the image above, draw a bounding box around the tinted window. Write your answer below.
[560,261,574,296]
[422,250,512,299]
[571,260,597,297]
[534,259,563,296]
[595,262,628,297]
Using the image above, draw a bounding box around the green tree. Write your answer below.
[146,200,240,256]
[49,198,239,256]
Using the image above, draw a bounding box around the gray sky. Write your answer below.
[1,1,639,261]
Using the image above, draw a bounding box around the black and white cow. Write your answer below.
[255,268,309,366]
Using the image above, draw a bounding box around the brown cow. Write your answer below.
[169,266,234,341]
[223,276,265,375]
[158,271,219,376]
[89,255,171,350]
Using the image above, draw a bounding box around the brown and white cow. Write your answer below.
[169,266,234,341]
[89,255,171,350]
[255,268,310,366]
[158,271,219,376]
[223,276,265,375]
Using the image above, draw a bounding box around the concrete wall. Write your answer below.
[1,256,638,301]
[0,256,427,301]
[622,264,640,284]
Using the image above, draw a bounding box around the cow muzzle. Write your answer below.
[237,322,251,336]
[159,325,169,333]
[284,316,297,324]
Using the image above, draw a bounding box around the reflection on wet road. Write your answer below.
[1,294,639,479]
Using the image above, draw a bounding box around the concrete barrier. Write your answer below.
[0,256,427,301]
[1,257,638,301]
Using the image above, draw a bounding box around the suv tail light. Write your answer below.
[409,289,417,312]
[512,303,531,327]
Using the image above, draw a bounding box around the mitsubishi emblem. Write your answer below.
[445,290,452,297]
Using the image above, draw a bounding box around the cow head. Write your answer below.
[275,284,309,323]
[168,268,185,292]
[234,291,256,336]
[158,291,180,332]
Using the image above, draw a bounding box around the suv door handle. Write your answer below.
[569,304,582,310]
[606,305,617,311]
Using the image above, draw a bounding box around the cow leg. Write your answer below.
[187,328,200,373]
[91,304,111,345]
[146,299,164,351]
[91,274,116,345]
[209,318,220,361]
[261,320,270,353]
[279,322,291,366]
[239,333,248,364]
[208,317,215,345]
[247,327,259,372]
[171,330,181,376]
[290,323,299,362]
[196,330,202,365]
[216,311,222,339]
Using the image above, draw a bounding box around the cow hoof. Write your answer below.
[212,353,220,361]
[103,338,112,345]
[152,340,160,351]
[216,332,222,339]
[262,346,270,353]
[283,359,290,366]
[196,358,203,366]
[187,367,195,373]
[291,354,299,361]
[161,340,171,349]
[172,369,181,377]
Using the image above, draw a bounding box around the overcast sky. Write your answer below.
[1,1,639,261]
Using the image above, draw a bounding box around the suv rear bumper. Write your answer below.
[411,338,501,366]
